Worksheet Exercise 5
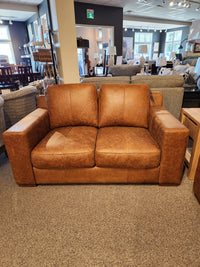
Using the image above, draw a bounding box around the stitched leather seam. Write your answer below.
[37,152,93,155]
[96,152,159,155]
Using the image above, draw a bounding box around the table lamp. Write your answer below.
[156,57,167,67]
[139,45,147,66]
[195,57,200,90]
[171,52,176,63]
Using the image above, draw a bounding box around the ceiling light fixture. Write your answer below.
[196,6,200,11]
[183,1,187,7]
[154,29,157,32]
[0,19,3,24]
[160,29,162,33]
[169,0,175,6]
[9,20,13,25]
[178,1,182,6]
[132,28,134,32]
[124,28,127,31]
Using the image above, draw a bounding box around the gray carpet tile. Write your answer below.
[0,153,200,267]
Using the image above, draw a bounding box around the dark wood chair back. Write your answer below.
[18,65,33,74]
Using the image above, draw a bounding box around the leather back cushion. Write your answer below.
[46,84,98,129]
[99,84,150,128]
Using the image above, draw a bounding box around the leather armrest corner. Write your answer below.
[149,107,189,185]
[37,95,48,109]
[3,108,50,186]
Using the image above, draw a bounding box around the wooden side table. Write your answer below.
[181,108,200,179]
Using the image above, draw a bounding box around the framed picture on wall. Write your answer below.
[154,42,159,52]
[194,43,200,53]
[153,53,158,59]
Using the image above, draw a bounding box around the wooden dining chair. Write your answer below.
[17,65,33,85]
[1,67,12,76]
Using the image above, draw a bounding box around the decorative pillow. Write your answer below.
[158,67,173,75]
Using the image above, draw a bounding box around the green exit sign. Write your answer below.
[87,9,94,19]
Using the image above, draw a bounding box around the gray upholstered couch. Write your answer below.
[81,75,184,120]
[1,85,37,130]
[108,65,141,76]
[131,75,184,120]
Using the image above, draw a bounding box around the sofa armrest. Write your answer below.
[37,95,48,109]
[149,107,189,185]
[3,108,50,186]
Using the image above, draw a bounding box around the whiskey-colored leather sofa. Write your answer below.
[3,83,189,186]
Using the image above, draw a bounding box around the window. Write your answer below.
[134,32,153,59]
[165,30,182,60]
[0,26,15,64]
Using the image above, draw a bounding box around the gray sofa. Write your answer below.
[81,75,184,120]
[1,85,37,130]
[108,65,141,76]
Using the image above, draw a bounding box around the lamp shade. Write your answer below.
[156,57,167,67]
[107,46,116,55]
[139,45,147,54]
[171,52,176,58]
[195,57,200,74]
[188,20,200,43]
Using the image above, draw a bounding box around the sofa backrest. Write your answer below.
[46,83,98,129]
[99,84,150,128]
[108,65,141,76]
[1,86,37,129]
[131,75,184,88]
[81,76,130,89]
[131,75,184,120]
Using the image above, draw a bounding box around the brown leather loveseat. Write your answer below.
[3,83,189,186]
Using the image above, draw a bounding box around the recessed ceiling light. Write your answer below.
[124,28,127,32]
[169,0,175,6]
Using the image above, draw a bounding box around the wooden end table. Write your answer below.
[181,108,200,179]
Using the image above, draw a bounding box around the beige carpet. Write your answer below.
[0,152,200,267]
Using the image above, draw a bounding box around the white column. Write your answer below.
[49,0,79,83]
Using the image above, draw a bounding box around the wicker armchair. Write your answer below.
[1,86,37,130]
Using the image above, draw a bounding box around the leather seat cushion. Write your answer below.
[31,126,97,169]
[95,127,160,168]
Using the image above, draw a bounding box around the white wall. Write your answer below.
[76,26,114,68]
